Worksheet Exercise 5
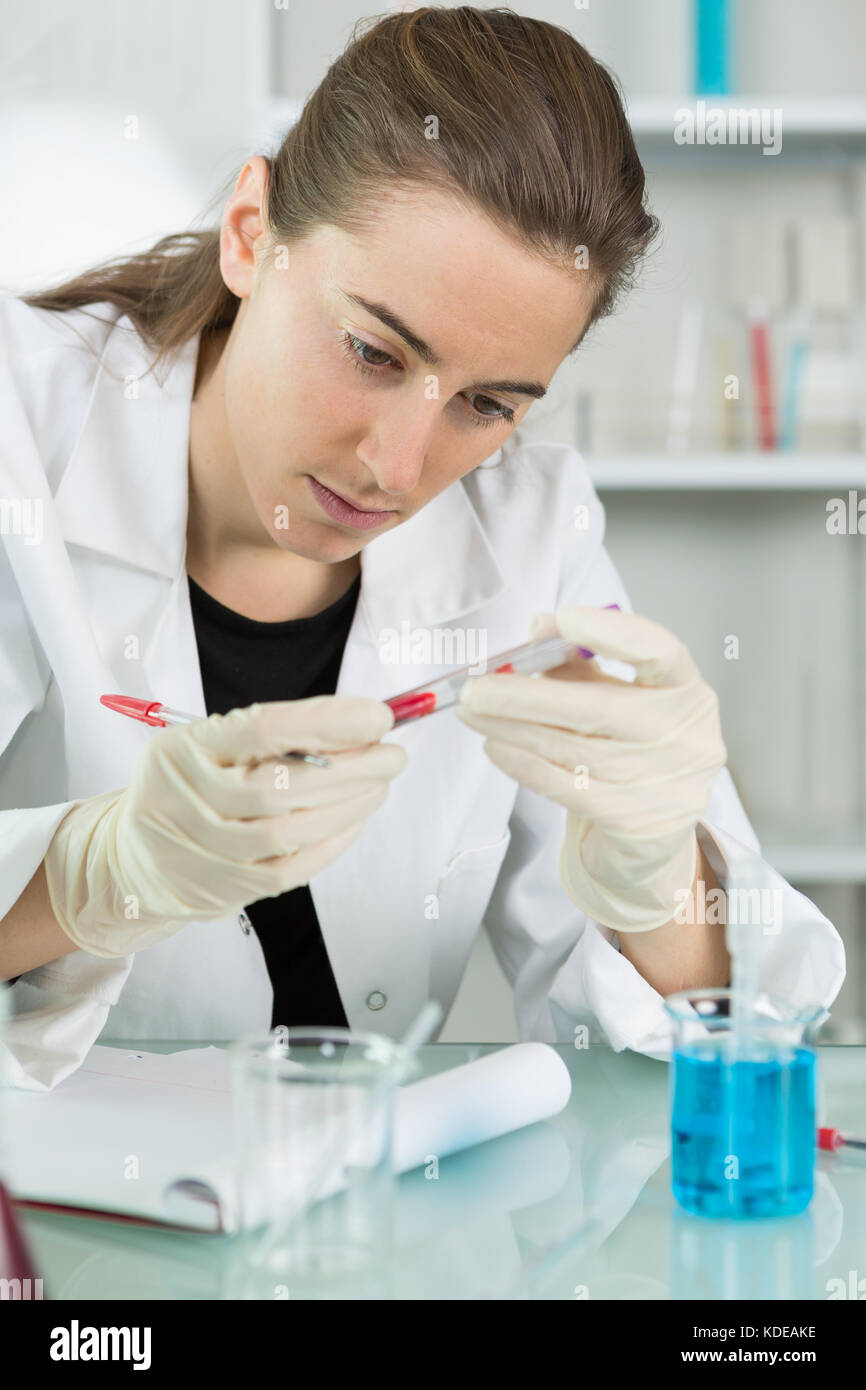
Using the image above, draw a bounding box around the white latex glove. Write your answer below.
[455,605,727,933]
[43,696,406,958]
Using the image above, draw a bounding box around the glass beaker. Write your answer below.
[663,988,827,1219]
[228,1027,416,1299]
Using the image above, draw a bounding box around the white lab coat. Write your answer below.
[0,295,846,1090]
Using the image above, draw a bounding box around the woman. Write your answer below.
[0,7,844,1088]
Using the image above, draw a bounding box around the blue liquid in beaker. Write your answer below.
[670,1045,815,1218]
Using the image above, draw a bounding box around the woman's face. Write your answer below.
[218,161,598,563]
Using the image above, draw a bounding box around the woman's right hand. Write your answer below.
[42,696,406,959]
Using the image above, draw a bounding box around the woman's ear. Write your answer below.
[219,155,270,300]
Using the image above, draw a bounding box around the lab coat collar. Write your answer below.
[54,311,199,581]
[53,310,509,628]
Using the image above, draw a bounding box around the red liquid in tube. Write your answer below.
[386,691,437,723]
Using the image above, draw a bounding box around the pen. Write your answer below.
[817,1127,866,1153]
[385,603,621,724]
[99,694,330,767]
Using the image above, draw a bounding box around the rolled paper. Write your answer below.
[167,1042,573,1233]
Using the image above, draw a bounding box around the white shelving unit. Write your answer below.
[761,842,866,885]
[588,453,866,490]
[598,89,866,1050]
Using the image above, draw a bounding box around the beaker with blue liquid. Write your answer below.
[664,988,827,1219]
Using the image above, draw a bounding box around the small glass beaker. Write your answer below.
[228,1027,416,1299]
[663,989,827,1220]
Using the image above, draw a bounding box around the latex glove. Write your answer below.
[44,696,406,958]
[455,605,727,933]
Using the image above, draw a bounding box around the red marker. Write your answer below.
[99,695,330,766]
[818,1127,866,1153]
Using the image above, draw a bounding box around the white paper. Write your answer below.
[5,1046,235,1230]
[5,1041,572,1233]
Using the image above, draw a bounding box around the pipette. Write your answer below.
[725,848,763,1059]
[385,603,621,724]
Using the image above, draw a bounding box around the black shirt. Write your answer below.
[187,571,362,1030]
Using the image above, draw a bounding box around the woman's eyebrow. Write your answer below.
[337,287,548,400]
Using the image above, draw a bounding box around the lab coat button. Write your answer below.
[366,990,387,1011]
[238,910,252,936]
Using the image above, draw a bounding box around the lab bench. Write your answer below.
[17,1040,866,1302]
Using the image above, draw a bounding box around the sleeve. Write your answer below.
[0,307,133,1091]
[481,454,846,1059]
[0,802,134,1093]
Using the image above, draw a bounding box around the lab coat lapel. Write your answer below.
[356,464,506,636]
[53,318,197,582]
[49,316,208,791]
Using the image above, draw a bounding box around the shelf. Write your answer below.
[626,97,866,150]
[257,96,866,144]
[760,843,866,884]
[586,453,866,490]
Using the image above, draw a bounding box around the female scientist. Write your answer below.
[0,8,844,1088]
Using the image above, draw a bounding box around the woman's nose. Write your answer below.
[360,404,439,497]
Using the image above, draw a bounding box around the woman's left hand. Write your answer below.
[454,604,728,933]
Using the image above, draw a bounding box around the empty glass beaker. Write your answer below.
[229,1026,416,1299]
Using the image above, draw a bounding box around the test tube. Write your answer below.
[385,604,621,725]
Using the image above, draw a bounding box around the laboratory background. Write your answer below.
[3,0,865,1043]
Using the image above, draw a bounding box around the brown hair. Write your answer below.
[20,5,658,377]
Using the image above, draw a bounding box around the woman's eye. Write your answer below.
[338,329,516,428]
[468,394,515,426]
[340,330,398,372]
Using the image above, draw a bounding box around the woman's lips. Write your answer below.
[307,476,396,531]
